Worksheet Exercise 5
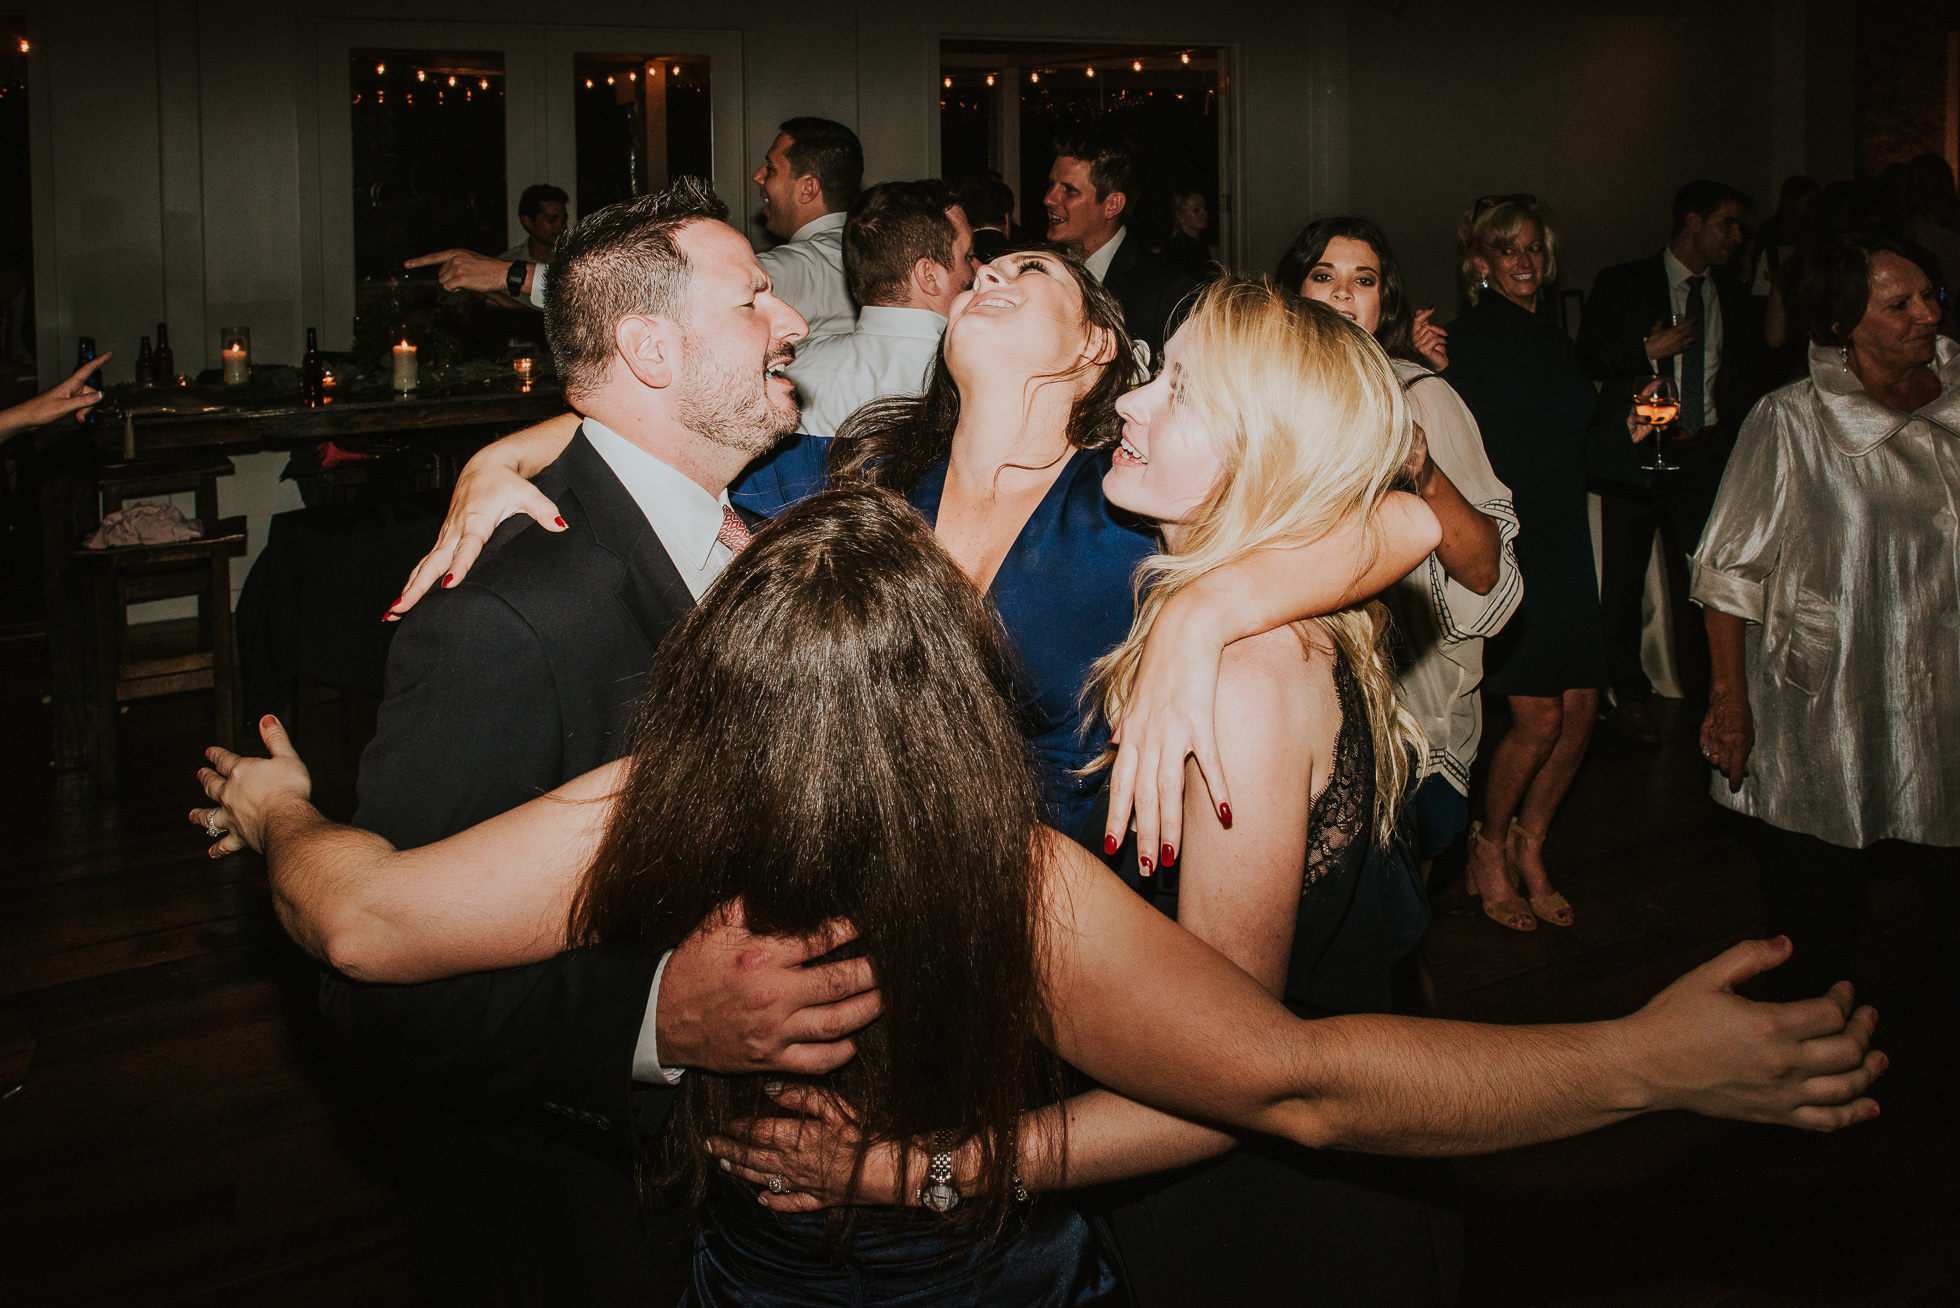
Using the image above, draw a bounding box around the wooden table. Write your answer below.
[39,375,568,777]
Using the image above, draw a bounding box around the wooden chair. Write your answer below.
[74,455,247,796]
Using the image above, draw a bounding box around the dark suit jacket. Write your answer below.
[340,428,761,1146]
[1102,228,1198,363]
[1575,252,1761,434]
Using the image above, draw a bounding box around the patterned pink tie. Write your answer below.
[716,506,753,555]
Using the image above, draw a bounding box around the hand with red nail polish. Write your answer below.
[1104,833,1120,857]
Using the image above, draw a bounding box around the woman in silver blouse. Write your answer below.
[1693,229,1960,1003]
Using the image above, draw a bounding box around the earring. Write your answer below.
[1839,345,1849,365]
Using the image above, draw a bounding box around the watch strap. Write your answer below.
[506,261,527,296]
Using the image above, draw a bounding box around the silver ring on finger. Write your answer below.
[766,1174,786,1195]
[204,811,228,839]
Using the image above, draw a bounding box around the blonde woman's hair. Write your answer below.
[1456,196,1559,304]
[1087,279,1423,847]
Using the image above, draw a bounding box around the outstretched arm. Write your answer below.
[0,353,110,441]
[195,718,881,1078]
[1105,489,1439,873]
[1040,834,1882,1151]
[385,412,582,620]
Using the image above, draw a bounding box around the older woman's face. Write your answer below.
[1474,217,1547,312]
[945,251,1097,384]
[1847,251,1942,372]
[1298,236,1385,337]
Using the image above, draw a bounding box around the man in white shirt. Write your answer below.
[349,178,878,1307]
[498,183,569,266]
[405,118,863,334]
[749,116,863,335]
[787,179,976,438]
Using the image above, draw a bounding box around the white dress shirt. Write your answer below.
[786,305,947,438]
[758,211,856,335]
[1662,246,1725,427]
[1083,225,1127,284]
[581,417,745,1083]
[1382,361,1523,795]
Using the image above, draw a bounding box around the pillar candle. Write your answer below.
[221,345,249,385]
[391,341,418,391]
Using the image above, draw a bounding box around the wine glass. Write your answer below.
[1635,376,1680,473]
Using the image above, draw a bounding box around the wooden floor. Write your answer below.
[2,626,1955,1306]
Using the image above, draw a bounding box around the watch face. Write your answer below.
[921,1181,960,1213]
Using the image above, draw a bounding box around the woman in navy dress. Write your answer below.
[1441,195,1635,932]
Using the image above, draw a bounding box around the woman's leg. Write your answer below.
[1468,694,1564,906]
[1750,820,1866,1002]
[1507,687,1599,900]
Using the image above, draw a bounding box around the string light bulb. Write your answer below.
[985,74,995,86]
[606,75,615,85]
[375,62,386,75]
[17,38,28,53]
[479,78,489,89]
[1085,66,1095,78]
[1030,71,1039,83]
[943,76,952,88]
[1132,60,1142,71]
[1181,52,1191,64]
[447,74,456,87]
[417,69,426,82]
[628,70,636,80]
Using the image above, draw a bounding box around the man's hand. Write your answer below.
[1615,937,1884,1132]
[193,714,313,856]
[655,905,882,1077]
[1643,317,1698,361]
[404,249,521,295]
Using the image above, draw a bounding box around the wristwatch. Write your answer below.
[917,1129,960,1213]
[506,261,528,297]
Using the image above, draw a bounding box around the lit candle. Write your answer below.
[391,340,418,391]
[221,344,249,385]
[512,356,533,380]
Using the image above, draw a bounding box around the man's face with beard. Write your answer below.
[670,221,808,457]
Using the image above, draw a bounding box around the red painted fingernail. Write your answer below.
[442,573,453,588]
[1104,833,1119,856]
[1161,844,1176,869]
[554,516,567,528]
[1218,802,1232,828]
[1140,854,1153,877]
[381,602,398,620]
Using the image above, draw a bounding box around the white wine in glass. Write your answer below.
[1636,377,1681,473]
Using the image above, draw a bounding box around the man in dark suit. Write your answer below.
[345,179,880,1306]
[1577,180,1757,742]
[958,173,1016,265]
[1043,134,1197,362]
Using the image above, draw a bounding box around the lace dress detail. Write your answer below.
[1302,654,1375,895]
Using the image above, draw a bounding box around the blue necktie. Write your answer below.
[1679,275,1705,433]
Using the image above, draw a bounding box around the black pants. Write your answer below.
[1598,427,1733,705]
[1749,820,1960,1005]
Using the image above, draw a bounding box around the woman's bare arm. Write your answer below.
[198,716,615,980]
[386,412,583,619]
[1107,490,1440,873]
[1039,832,1884,1152]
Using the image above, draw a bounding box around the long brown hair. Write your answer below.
[829,244,1135,493]
[569,486,1064,1227]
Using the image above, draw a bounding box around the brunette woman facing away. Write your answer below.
[199,486,1883,1304]
[1279,217,1523,884]
[1443,196,1646,931]
[1158,189,1216,284]
[388,246,1440,866]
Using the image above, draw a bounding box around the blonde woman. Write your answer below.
[1443,196,1617,931]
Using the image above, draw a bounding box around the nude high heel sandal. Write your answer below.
[1466,822,1536,932]
[1508,818,1574,927]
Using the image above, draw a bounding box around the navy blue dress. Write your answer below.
[735,438,1155,842]
[1442,293,1604,696]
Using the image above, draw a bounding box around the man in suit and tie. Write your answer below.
[1577,180,1757,743]
[348,179,880,1306]
[1042,133,1196,362]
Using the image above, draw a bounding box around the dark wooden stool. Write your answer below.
[74,455,248,796]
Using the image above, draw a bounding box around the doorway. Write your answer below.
[939,40,1232,264]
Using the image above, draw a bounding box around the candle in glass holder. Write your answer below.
[512,356,534,381]
[391,339,419,391]
[219,325,252,385]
